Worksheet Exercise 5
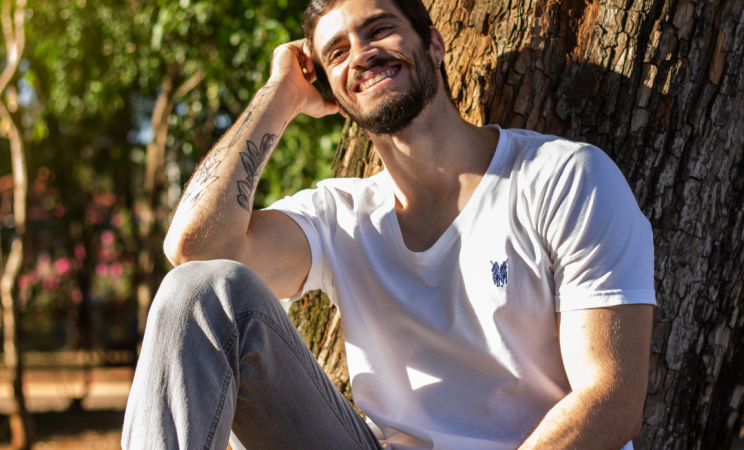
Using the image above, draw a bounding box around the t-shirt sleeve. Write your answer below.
[539,146,656,311]
[264,187,330,302]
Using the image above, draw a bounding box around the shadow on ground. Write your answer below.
[0,409,124,444]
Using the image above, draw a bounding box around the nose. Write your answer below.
[348,37,381,70]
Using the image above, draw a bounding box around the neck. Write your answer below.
[369,93,499,209]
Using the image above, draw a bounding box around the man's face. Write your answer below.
[313,0,439,135]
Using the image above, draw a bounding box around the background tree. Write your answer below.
[291,0,744,448]
[23,0,343,354]
[0,0,33,447]
[28,0,141,353]
[126,0,340,343]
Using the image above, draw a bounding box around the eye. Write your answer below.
[330,48,347,62]
[372,25,393,37]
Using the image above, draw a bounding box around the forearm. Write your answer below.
[518,388,639,449]
[165,82,298,264]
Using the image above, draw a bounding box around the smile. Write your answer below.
[358,66,400,92]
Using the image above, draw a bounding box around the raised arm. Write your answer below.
[519,304,654,449]
[164,40,338,299]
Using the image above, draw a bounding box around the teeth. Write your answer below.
[360,68,395,91]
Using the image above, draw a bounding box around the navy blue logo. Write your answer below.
[490,259,508,287]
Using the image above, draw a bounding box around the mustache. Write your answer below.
[347,52,412,93]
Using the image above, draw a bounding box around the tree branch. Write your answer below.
[174,69,205,99]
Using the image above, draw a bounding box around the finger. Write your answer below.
[286,40,309,69]
[282,39,306,57]
[287,38,306,49]
[301,40,318,80]
[302,40,314,71]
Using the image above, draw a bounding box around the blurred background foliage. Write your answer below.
[1,0,342,352]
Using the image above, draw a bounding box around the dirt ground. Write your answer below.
[0,365,131,449]
[3,430,122,450]
[0,409,241,450]
[0,410,124,450]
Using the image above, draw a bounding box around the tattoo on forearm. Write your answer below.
[179,147,226,212]
[175,82,280,212]
[227,82,278,147]
[236,133,278,212]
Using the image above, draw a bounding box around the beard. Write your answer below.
[333,46,439,136]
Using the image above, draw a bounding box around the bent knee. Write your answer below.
[160,259,261,291]
[150,259,276,324]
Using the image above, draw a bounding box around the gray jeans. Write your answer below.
[122,259,383,450]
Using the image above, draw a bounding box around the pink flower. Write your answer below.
[111,214,123,228]
[101,231,115,246]
[37,253,51,277]
[109,262,123,277]
[96,263,108,277]
[98,249,112,261]
[18,275,28,289]
[29,271,40,284]
[42,277,59,290]
[74,245,86,260]
[54,258,71,275]
[87,210,103,224]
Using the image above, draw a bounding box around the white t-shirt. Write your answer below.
[268,127,655,450]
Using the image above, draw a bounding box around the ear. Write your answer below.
[428,26,446,65]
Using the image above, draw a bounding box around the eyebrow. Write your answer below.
[320,12,400,60]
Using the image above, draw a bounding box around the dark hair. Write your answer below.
[303,0,450,98]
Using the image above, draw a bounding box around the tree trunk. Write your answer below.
[136,76,175,345]
[0,1,32,448]
[294,0,744,448]
[0,96,32,450]
[136,69,204,344]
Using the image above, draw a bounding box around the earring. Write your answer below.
[438,60,443,69]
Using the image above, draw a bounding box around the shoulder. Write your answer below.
[272,172,387,217]
[498,128,619,187]
[316,172,387,194]
[503,128,595,166]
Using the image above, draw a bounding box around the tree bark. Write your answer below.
[293,0,744,448]
[136,70,204,344]
[0,0,32,448]
[0,97,32,450]
[136,74,175,345]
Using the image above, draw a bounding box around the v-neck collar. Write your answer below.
[381,125,510,265]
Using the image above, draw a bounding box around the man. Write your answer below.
[122,0,656,448]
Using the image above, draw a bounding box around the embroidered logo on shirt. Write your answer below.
[490,259,508,287]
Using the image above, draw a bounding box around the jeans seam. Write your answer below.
[222,328,238,354]
[203,368,233,450]
[235,310,371,450]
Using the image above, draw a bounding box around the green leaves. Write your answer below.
[8,0,344,350]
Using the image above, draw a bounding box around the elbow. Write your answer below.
[627,402,644,441]
[577,380,647,444]
[163,230,187,267]
[164,223,243,267]
[612,414,643,447]
[626,383,647,440]
[630,417,643,440]
[163,227,204,267]
[615,387,646,442]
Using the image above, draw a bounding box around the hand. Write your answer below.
[269,39,340,119]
